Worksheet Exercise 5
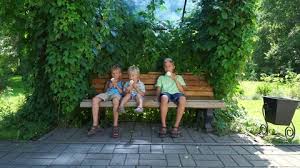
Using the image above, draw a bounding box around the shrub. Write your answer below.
[214,98,247,134]
[256,83,272,96]
[252,94,261,100]
[290,83,300,99]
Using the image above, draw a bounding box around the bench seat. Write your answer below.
[80,98,225,109]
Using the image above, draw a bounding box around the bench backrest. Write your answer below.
[91,72,214,99]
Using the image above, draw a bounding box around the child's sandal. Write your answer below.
[134,107,143,113]
[171,127,181,138]
[159,127,167,138]
[112,126,119,138]
[87,125,102,136]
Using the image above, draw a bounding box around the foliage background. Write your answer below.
[0,0,257,139]
[252,0,300,75]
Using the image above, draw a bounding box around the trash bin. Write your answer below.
[260,96,300,140]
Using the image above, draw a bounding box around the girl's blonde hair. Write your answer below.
[128,65,140,76]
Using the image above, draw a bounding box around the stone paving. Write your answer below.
[0,122,300,167]
[39,122,256,144]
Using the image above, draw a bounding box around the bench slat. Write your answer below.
[92,79,210,86]
[92,84,213,91]
[94,90,214,97]
[80,99,225,109]
[93,73,207,81]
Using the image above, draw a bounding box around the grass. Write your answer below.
[238,81,300,144]
[0,76,27,140]
[239,81,263,99]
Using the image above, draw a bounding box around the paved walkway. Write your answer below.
[0,122,300,167]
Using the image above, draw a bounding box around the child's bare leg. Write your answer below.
[136,94,143,108]
[92,96,102,126]
[112,97,121,127]
[160,95,169,128]
[119,93,131,107]
[174,96,186,128]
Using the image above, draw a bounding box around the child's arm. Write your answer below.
[155,76,162,101]
[133,83,145,96]
[171,75,186,94]
[116,84,123,94]
[156,87,161,101]
[124,83,133,94]
[175,80,185,93]
[104,81,110,91]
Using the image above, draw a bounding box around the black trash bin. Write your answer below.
[263,96,299,125]
[260,96,300,140]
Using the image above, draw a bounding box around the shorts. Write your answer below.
[130,93,144,100]
[160,92,185,104]
[95,93,121,101]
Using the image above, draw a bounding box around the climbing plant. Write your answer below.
[0,0,257,138]
[187,0,257,132]
[186,0,257,98]
[0,0,99,138]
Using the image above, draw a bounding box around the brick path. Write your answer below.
[0,122,299,167]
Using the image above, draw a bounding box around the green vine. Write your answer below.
[0,0,257,138]
[187,0,257,98]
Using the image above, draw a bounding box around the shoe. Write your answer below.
[112,126,119,138]
[87,125,102,136]
[170,127,181,138]
[159,127,167,138]
[134,107,143,113]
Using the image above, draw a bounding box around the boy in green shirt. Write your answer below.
[155,58,187,138]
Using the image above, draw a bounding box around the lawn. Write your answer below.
[0,76,27,139]
[239,81,300,143]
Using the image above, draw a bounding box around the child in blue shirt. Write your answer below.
[88,65,124,138]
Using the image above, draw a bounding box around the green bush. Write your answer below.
[0,35,19,91]
[214,98,247,134]
[0,94,13,120]
[256,83,272,96]
[260,70,300,84]
[259,70,300,98]
[252,93,261,100]
[290,83,300,99]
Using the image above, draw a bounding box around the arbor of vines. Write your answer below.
[0,0,256,138]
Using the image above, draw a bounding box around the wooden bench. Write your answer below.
[80,72,225,132]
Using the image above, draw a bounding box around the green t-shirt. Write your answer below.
[155,74,186,94]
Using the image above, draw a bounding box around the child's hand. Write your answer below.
[112,80,117,87]
[132,83,138,89]
[126,86,132,93]
[171,73,177,81]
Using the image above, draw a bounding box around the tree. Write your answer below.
[253,0,300,74]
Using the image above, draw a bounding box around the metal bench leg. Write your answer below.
[195,109,204,131]
[203,109,214,133]
[100,107,106,128]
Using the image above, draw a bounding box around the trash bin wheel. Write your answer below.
[285,122,295,140]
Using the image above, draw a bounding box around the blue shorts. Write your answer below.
[160,92,185,104]
[130,93,144,100]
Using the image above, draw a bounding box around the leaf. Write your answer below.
[221,11,228,19]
